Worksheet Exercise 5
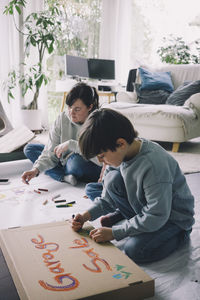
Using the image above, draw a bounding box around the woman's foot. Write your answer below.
[63,175,78,186]
[100,211,124,227]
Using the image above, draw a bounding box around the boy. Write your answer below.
[72,108,194,264]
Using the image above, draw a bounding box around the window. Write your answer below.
[46,0,102,124]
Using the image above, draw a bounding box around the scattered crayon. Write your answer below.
[52,194,61,201]
[66,201,76,205]
[34,189,41,194]
[56,204,73,208]
[43,199,48,205]
[38,188,48,192]
[54,199,66,203]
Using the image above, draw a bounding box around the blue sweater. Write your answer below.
[88,139,195,241]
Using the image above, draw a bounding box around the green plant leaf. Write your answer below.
[47,43,54,54]
[36,74,44,89]
[30,36,37,46]
[15,5,21,14]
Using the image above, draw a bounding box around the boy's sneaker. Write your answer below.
[100,211,124,227]
[63,175,78,186]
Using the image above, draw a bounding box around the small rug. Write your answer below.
[159,137,200,174]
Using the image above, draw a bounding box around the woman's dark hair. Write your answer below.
[66,82,99,112]
[79,108,138,160]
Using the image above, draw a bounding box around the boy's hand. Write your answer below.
[89,227,114,243]
[71,211,91,232]
[71,214,84,231]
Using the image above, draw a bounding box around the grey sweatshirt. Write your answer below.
[33,111,100,173]
[88,139,195,241]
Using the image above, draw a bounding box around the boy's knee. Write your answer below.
[124,237,145,263]
[85,182,103,201]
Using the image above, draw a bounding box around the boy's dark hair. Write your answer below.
[66,82,99,112]
[79,108,138,160]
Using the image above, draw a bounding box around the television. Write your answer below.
[88,58,115,80]
[66,55,89,78]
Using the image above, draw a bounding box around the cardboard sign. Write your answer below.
[0,221,154,299]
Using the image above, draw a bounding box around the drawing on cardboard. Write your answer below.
[31,234,80,292]
[113,264,132,279]
[69,237,89,248]
[82,248,112,273]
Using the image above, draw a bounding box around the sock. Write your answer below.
[63,175,78,186]
[100,210,124,227]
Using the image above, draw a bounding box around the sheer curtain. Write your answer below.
[0,0,45,127]
[0,0,21,126]
[99,0,132,85]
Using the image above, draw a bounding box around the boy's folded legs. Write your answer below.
[123,221,190,264]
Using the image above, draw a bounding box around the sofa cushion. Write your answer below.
[139,67,174,92]
[135,83,171,104]
[166,80,200,106]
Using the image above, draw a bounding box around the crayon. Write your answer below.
[52,194,61,201]
[66,201,76,205]
[54,199,66,203]
[43,199,48,205]
[56,204,73,208]
[72,214,75,219]
[34,189,41,194]
[38,188,48,192]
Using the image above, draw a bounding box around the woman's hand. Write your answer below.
[21,168,39,184]
[89,227,114,243]
[54,141,69,158]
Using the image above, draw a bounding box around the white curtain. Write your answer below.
[99,0,132,85]
[0,0,21,127]
[0,0,46,128]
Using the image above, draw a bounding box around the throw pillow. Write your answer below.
[134,83,171,104]
[139,67,174,92]
[166,80,200,106]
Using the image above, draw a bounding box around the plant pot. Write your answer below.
[20,109,42,131]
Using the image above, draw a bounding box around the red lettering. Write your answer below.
[49,263,64,274]
[69,238,89,248]
[31,234,44,245]
[83,248,112,273]
[39,273,79,291]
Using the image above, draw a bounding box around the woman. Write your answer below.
[21,82,102,186]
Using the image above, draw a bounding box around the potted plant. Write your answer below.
[4,0,62,130]
[157,34,200,64]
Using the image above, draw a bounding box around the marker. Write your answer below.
[72,214,75,219]
[56,204,73,208]
[38,188,48,192]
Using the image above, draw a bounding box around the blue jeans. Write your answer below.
[23,143,101,182]
[104,169,191,263]
[85,182,103,201]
